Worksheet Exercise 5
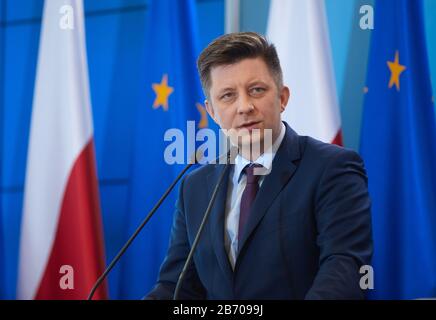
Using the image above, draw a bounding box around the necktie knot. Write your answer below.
[244,163,263,185]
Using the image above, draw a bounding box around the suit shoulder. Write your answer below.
[298,135,368,188]
[183,163,217,185]
[183,150,230,185]
[301,135,363,167]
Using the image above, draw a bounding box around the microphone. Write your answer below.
[173,151,232,300]
[87,151,204,300]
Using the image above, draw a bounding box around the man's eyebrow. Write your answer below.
[247,80,268,86]
[216,87,235,94]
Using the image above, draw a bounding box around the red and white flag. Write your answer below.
[267,0,343,145]
[17,0,107,299]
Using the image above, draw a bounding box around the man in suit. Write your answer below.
[147,32,373,299]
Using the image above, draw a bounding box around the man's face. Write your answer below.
[205,57,290,150]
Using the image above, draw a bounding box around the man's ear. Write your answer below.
[205,99,218,124]
[279,86,290,113]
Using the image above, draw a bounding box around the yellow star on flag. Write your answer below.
[196,103,208,128]
[152,74,174,111]
[387,51,406,91]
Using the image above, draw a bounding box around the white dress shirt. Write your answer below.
[224,122,286,269]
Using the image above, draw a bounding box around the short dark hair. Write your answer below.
[197,32,283,98]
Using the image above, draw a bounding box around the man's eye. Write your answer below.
[220,92,234,100]
[250,87,266,95]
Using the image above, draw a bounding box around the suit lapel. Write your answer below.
[207,163,234,282]
[237,123,302,258]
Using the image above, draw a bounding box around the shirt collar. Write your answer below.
[234,122,286,182]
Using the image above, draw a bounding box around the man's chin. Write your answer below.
[234,135,263,152]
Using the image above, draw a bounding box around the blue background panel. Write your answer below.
[4,0,43,22]
[2,22,40,189]
[1,192,23,299]
[4,0,150,22]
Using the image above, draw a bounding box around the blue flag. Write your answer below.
[117,0,207,299]
[360,0,436,299]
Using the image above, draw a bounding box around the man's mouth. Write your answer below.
[237,121,262,131]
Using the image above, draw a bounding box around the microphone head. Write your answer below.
[187,149,205,164]
[195,148,205,164]
[188,146,237,165]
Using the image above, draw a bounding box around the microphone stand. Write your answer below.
[88,161,195,300]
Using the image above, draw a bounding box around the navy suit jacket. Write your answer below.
[147,122,373,299]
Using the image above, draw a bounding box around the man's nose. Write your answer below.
[236,93,254,114]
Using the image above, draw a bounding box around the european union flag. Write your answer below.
[360,0,436,299]
[118,0,207,299]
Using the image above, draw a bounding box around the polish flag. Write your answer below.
[17,0,107,299]
[267,0,343,145]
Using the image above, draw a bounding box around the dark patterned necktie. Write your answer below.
[238,164,262,245]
